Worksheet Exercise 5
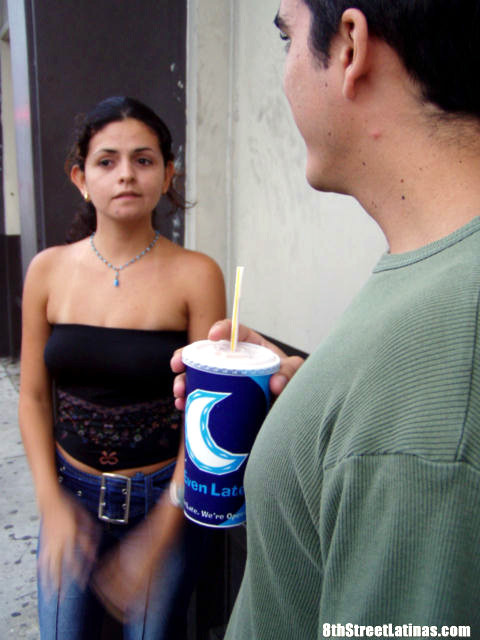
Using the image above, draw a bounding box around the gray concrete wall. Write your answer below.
[187,0,387,354]
[0,13,22,356]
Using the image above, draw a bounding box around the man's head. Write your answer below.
[300,0,480,119]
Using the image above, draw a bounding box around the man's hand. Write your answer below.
[171,319,304,410]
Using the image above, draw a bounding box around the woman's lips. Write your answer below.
[114,192,141,199]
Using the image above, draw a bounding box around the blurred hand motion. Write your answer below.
[38,490,99,597]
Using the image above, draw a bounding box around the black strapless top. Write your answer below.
[44,324,188,470]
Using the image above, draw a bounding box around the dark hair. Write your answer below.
[65,96,187,242]
[301,0,480,118]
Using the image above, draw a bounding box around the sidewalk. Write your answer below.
[0,358,39,638]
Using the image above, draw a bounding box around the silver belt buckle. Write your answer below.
[98,473,132,524]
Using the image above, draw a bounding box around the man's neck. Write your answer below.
[351,120,480,254]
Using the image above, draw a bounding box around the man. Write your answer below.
[173,0,480,637]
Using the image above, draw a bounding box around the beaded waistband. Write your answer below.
[55,389,181,470]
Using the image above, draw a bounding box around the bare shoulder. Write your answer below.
[24,241,85,293]
[25,245,59,284]
[164,240,224,283]
[184,247,223,276]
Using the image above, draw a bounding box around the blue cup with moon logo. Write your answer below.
[182,339,280,528]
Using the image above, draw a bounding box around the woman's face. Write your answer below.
[72,117,173,224]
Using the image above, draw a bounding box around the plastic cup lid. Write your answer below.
[182,339,281,376]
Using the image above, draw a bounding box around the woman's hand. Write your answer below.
[91,520,155,622]
[38,490,98,595]
[91,497,183,621]
[171,319,305,410]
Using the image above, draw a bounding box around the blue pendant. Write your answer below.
[90,230,161,289]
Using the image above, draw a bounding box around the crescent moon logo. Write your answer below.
[185,389,248,475]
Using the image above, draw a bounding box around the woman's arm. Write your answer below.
[19,251,59,507]
[184,251,227,343]
[19,249,96,588]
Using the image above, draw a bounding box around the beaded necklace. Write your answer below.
[90,230,161,287]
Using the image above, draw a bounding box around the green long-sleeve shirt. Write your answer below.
[226,218,480,639]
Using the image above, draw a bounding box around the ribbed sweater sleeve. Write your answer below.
[319,455,480,626]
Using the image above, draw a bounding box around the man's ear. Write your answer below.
[338,8,370,100]
[70,165,87,198]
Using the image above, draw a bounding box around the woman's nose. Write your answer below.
[119,160,135,182]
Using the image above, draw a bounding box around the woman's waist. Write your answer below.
[56,443,177,478]
[55,447,177,524]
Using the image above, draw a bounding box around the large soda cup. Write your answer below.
[182,339,280,528]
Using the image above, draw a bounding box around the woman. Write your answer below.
[18,96,226,639]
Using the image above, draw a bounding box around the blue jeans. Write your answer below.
[38,452,210,639]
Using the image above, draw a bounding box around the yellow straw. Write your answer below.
[230,266,244,351]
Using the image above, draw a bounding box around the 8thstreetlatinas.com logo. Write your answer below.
[322,623,471,638]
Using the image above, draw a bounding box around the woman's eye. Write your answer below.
[98,158,112,167]
[137,157,153,166]
[279,31,291,52]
